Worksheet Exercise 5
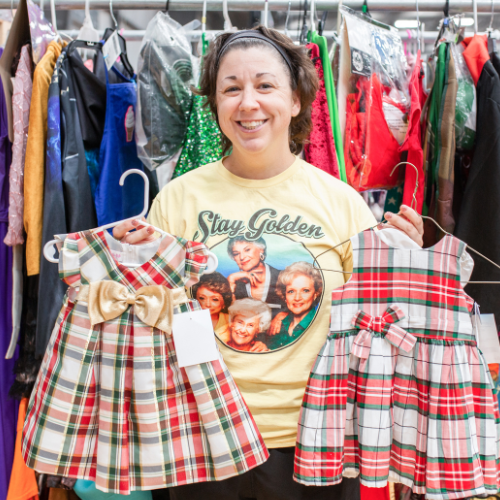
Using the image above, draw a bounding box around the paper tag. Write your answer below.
[172,309,219,368]
[382,101,408,145]
[102,30,121,70]
[473,313,500,364]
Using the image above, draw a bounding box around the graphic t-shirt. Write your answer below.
[148,157,376,448]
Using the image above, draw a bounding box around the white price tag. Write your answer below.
[102,31,121,70]
[172,309,219,368]
[473,313,500,364]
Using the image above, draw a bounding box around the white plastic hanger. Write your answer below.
[43,169,218,273]
[77,0,100,42]
[222,0,235,32]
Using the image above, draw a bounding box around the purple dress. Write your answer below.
[0,46,18,500]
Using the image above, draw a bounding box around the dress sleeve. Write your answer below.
[184,240,209,288]
[58,233,81,287]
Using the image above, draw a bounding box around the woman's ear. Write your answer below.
[291,90,301,118]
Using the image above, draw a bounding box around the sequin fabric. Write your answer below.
[172,94,222,178]
[4,45,32,246]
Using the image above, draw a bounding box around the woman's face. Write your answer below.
[285,274,318,317]
[196,286,224,316]
[230,314,261,346]
[216,46,300,156]
[231,241,263,272]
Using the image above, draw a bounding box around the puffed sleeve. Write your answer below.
[184,240,209,288]
[58,233,81,287]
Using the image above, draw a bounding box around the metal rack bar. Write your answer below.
[5,0,500,11]
[59,28,482,41]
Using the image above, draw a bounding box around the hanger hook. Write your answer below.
[389,161,419,211]
[202,0,207,33]
[489,0,495,31]
[472,0,478,34]
[284,0,292,35]
[310,0,315,33]
[109,0,118,29]
[415,0,421,51]
[120,169,149,220]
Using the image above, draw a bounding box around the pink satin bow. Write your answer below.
[350,305,417,359]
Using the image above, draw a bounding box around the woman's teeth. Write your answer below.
[240,120,265,130]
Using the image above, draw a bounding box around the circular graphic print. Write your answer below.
[191,234,325,353]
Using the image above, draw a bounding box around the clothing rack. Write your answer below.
[3,0,500,11]
[58,28,492,41]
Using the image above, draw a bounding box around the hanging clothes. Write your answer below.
[6,398,38,500]
[399,51,425,212]
[304,43,339,178]
[0,45,17,500]
[4,45,32,246]
[423,42,458,241]
[456,34,500,327]
[36,53,67,358]
[294,229,500,499]
[344,74,402,191]
[94,67,144,225]
[23,40,62,277]
[23,230,269,494]
[172,94,222,179]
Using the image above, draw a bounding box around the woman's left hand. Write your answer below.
[381,205,424,247]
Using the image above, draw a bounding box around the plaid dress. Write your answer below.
[22,230,268,494]
[294,229,500,500]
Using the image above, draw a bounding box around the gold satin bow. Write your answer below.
[77,282,189,334]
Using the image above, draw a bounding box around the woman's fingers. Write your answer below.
[384,205,424,247]
[121,225,156,245]
[112,219,141,240]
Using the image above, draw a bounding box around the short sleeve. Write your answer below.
[58,233,81,287]
[184,240,209,287]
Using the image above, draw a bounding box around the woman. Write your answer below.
[226,236,283,314]
[225,298,271,352]
[266,262,322,350]
[114,26,424,499]
[191,272,232,335]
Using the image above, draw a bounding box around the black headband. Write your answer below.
[215,31,295,79]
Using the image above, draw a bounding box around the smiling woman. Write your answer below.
[113,25,425,500]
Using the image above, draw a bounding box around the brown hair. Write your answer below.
[276,261,323,306]
[197,25,319,155]
[191,272,233,312]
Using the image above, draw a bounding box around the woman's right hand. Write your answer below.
[112,218,157,245]
[267,312,288,336]
[227,271,255,293]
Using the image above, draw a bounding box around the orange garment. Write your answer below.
[6,398,38,500]
[23,41,62,276]
[462,35,489,86]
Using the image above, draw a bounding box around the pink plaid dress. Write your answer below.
[22,230,268,494]
[294,229,500,499]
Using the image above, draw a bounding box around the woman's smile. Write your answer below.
[237,119,268,131]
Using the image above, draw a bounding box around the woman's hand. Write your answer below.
[112,218,157,245]
[249,341,269,352]
[227,271,256,293]
[268,312,288,336]
[382,205,424,247]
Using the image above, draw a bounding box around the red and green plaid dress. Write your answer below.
[22,230,268,494]
[294,229,500,499]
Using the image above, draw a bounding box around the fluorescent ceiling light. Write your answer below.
[395,19,420,28]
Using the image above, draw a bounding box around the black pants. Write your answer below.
[152,447,360,500]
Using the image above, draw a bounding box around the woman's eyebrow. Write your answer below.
[256,72,276,78]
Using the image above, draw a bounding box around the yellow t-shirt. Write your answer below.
[148,157,376,448]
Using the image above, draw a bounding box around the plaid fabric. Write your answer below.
[351,306,417,359]
[22,230,268,494]
[294,229,500,499]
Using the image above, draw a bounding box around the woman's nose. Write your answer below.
[239,87,259,111]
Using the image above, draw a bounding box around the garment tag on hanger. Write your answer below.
[102,30,121,70]
[472,313,500,364]
[172,309,219,368]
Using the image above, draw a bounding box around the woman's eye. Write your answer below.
[225,86,240,93]
[260,83,273,89]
